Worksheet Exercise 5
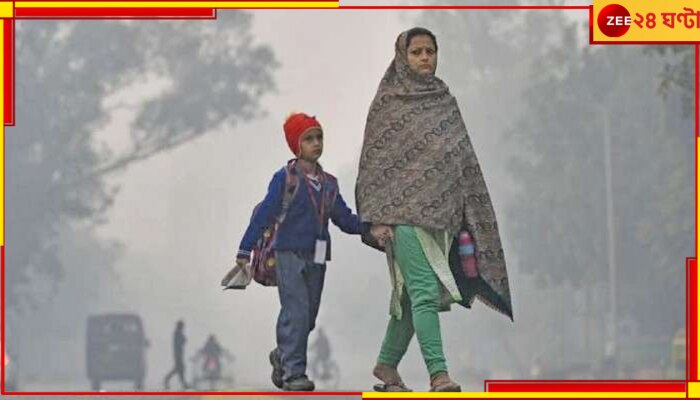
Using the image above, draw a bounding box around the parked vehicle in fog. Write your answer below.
[86,313,149,391]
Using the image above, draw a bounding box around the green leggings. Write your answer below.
[377,225,448,377]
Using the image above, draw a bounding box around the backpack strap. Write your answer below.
[277,159,300,224]
[276,161,339,225]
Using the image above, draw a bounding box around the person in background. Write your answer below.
[163,319,189,390]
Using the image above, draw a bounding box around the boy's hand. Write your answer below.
[221,258,249,286]
[370,225,393,246]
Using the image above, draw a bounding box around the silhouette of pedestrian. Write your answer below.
[163,320,190,390]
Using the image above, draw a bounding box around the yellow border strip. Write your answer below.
[0,2,12,17]
[15,1,338,8]
[363,392,686,399]
[689,382,700,398]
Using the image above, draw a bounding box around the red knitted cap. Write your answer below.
[283,113,322,156]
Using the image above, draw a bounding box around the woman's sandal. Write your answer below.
[429,372,461,392]
[430,382,462,392]
[373,382,412,392]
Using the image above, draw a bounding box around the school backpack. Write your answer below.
[250,160,300,286]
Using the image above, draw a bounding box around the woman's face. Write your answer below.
[406,34,437,76]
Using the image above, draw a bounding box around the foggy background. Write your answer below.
[5,0,695,393]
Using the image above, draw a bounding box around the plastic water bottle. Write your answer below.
[459,231,479,278]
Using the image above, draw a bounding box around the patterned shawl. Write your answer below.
[356,30,513,320]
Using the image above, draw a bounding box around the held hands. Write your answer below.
[370,224,394,247]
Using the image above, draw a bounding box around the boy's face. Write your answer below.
[299,128,323,162]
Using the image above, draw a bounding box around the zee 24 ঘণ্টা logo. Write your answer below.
[597,3,633,37]
[596,2,700,39]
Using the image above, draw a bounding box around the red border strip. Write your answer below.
[589,4,594,44]
[689,258,697,381]
[3,20,13,127]
[19,0,336,2]
[696,44,699,137]
[341,5,588,9]
[487,382,686,393]
[16,7,216,18]
[14,391,362,395]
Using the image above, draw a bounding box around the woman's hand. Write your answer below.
[370,225,394,246]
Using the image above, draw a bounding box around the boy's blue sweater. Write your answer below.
[237,164,366,261]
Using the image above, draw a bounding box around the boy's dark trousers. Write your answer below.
[275,251,326,381]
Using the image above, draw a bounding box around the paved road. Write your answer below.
[4,380,362,399]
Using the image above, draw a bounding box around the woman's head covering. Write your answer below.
[378,29,446,98]
[356,28,512,320]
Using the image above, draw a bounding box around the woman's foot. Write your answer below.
[429,372,461,392]
[373,363,412,392]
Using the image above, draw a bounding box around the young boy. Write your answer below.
[225,112,370,391]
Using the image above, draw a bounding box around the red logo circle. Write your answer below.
[597,4,632,37]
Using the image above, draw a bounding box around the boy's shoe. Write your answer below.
[282,375,315,391]
[269,349,284,389]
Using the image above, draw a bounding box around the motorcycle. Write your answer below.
[190,354,234,390]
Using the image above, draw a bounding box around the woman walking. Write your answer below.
[357,27,513,392]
